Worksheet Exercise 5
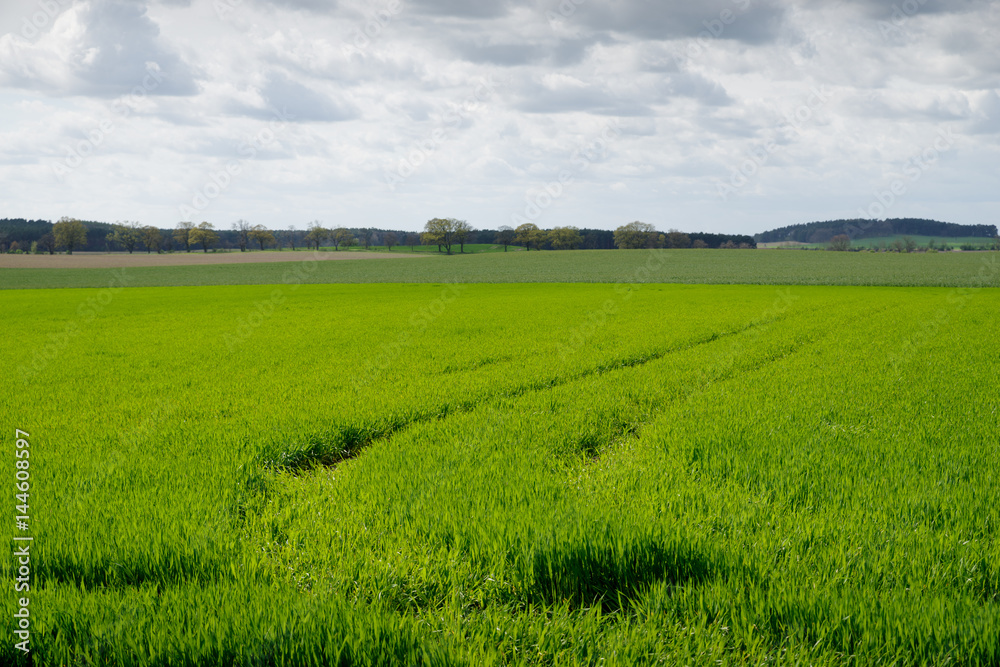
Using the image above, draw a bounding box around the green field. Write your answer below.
[4,281,1000,665]
[3,248,999,290]
[765,236,998,250]
[336,243,523,254]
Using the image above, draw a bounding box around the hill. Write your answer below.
[755,218,997,245]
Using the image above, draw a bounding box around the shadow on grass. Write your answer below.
[528,534,717,614]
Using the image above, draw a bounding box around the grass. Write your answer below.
[764,235,997,250]
[3,282,1000,664]
[2,248,999,290]
[327,243,523,254]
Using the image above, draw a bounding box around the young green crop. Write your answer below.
[2,283,998,665]
[2,248,999,290]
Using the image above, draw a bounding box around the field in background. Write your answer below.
[3,248,999,290]
[0,249,427,269]
[759,235,996,250]
[3,283,999,665]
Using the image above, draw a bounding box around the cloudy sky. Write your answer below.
[0,0,996,235]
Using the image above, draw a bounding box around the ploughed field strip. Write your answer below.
[2,283,999,665]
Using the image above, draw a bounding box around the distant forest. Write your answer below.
[756,218,998,245]
[0,219,755,252]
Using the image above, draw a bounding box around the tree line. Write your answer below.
[0,217,755,255]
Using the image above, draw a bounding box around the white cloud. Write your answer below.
[0,0,996,233]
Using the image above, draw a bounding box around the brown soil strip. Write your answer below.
[0,250,427,269]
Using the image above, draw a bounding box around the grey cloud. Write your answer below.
[515,78,651,116]
[71,1,197,96]
[451,36,597,67]
[810,0,993,19]
[252,0,339,12]
[257,71,356,122]
[552,0,788,44]
[0,0,197,97]
[407,0,514,19]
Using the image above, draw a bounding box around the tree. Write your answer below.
[903,236,917,253]
[667,229,691,249]
[828,234,851,251]
[405,233,420,251]
[304,223,328,250]
[332,227,355,251]
[614,221,657,249]
[190,222,219,253]
[249,224,275,251]
[359,229,373,249]
[453,220,474,253]
[424,218,458,254]
[384,232,397,251]
[495,225,514,252]
[549,226,582,250]
[53,217,88,254]
[720,240,737,249]
[288,225,298,251]
[692,239,708,249]
[514,223,539,251]
[39,233,56,255]
[141,226,163,253]
[108,221,141,253]
[232,220,251,251]
[174,222,195,252]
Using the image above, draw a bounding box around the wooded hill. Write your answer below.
[756,218,998,245]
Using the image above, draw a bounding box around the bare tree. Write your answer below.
[384,231,397,251]
[232,220,251,251]
[828,234,851,251]
[39,233,56,255]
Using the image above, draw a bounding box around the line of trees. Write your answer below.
[826,234,1000,252]
[0,218,773,256]
[612,222,755,249]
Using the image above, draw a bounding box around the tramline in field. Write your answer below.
[2,282,998,664]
